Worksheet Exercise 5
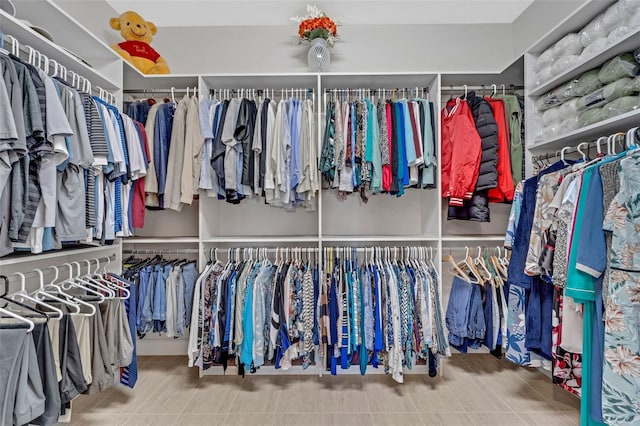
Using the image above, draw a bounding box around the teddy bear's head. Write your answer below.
[110,11,156,44]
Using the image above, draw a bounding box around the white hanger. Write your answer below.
[82,259,120,299]
[38,266,82,313]
[27,269,69,318]
[0,306,35,332]
[9,272,65,319]
[560,146,570,165]
[596,136,607,155]
[6,34,18,56]
[0,32,9,55]
[59,263,105,301]
[626,127,638,150]
[170,87,176,103]
[576,142,588,162]
[491,84,497,97]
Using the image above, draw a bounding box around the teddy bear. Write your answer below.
[109,11,170,74]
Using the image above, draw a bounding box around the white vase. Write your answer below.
[307,38,330,72]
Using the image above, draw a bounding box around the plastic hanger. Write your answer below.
[0,275,54,320]
[596,136,607,155]
[576,142,588,162]
[59,263,105,301]
[9,272,67,317]
[560,146,570,165]
[71,261,112,299]
[0,31,9,55]
[0,306,35,332]
[86,259,124,299]
[34,267,81,313]
[474,247,493,281]
[444,251,471,283]
[457,247,483,283]
[626,127,638,151]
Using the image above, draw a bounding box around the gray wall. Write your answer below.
[152,23,513,74]
[511,0,587,56]
[53,0,587,76]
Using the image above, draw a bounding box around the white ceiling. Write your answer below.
[105,0,535,27]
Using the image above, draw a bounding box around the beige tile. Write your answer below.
[182,382,238,414]
[477,374,558,412]
[365,379,419,412]
[320,378,371,413]
[525,378,581,412]
[175,414,227,425]
[273,413,325,426]
[370,412,424,426]
[408,378,464,412]
[419,412,475,426]
[561,410,581,426]
[71,414,128,425]
[89,385,153,415]
[324,412,372,425]
[71,389,116,414]
[224,413,275,426]
[274,377,324,413]
[227,379,281,413]
[122,414,179,425]
[135,367,200,414]
[516,411,576,425]
[445,377,511,413]
[471,412,526,425]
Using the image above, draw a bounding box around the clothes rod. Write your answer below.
[2,254,117,281]
[123,88,197,94]
[123,248,200,255]
[3,33,117,101]
[441,84,524,92]
[208,88,314,95]
[323,87,430,93]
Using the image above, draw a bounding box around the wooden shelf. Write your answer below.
[529,107,640,152]
[530,27,640,97]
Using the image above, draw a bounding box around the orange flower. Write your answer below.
[298,16,338,39]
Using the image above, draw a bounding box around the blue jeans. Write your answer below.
[153,265,170,333]
[445,276,472,347]
[181,262,198,325]
[140,266,156,335]
[466,284,486,349]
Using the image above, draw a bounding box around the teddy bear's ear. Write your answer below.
[146,21,158,35]
[109,17,121,30]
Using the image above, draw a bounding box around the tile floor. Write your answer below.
[70,354,580,426]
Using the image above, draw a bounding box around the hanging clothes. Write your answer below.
[0,269,135,426]
[0,48,149,257]
[320,95,436,201]
[188,247,449,382]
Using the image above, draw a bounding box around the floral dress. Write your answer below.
[601,154,640,426]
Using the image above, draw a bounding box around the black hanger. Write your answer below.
[0,276,50,321]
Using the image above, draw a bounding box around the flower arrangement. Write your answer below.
[291,5,339,46]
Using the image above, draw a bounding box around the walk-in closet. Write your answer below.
[1,0,639,424]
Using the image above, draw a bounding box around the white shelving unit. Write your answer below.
[1,5,513,373]
[524,0,640,158]
[3,0,123,102]
[119,70,511,369]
